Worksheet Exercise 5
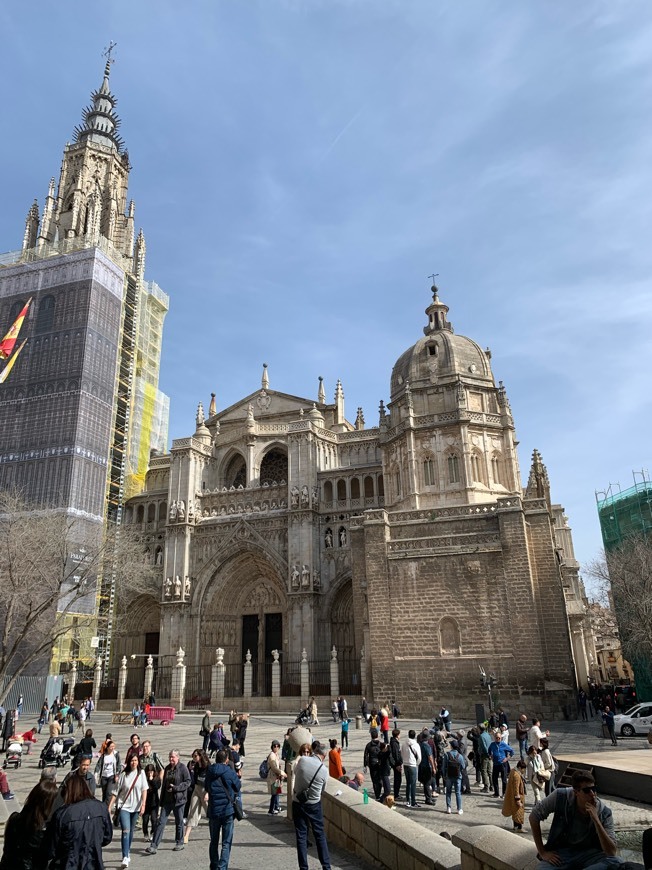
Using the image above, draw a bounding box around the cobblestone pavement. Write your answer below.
[3,708,651,868]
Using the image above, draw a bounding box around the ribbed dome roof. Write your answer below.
[390,285,492,399]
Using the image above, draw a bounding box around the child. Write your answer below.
[341,717,350,749]
[142,763,161,842]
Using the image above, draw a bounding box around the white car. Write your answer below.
[613,702,652,737]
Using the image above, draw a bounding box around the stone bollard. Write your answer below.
[271,650,280,698]
[92,655,102,705]
[117,656,128,710]
[144,655,154,700]
[355,715,362,730]
[68,660,78,701]
[211,647,226,708]
[243,650,252,700]
[171,647,187,712]
[330,646,339,699]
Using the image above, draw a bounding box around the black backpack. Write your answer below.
[446,750,461,779]
[367,741,382,767]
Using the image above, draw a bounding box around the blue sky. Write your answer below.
[1,1,651,581]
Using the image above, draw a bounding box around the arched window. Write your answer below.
[424,457,436,487]
[159,502,167,523]
[363,476,374,499]
[224,453,247,488]
[439,617,461,655]
[147,503,156,522]
[351,478,360,500]
[36,295,55,333]
[378,474,384,498]
[337,480,346,501]
[260,448,288,485]
[470,452,486,485]
[136,504,145,524]
[491,455,501,486]
[9,300,25,321]
[323,481,333,503]
[447,455,460,485]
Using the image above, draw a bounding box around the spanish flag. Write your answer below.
[0,298,32,360]
[0,339,27,384]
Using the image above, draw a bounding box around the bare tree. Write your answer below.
[0,489,158,705]
[585,534,652,695]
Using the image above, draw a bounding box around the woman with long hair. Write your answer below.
[183,749,210,842]
[501,759,527,831]
[95,739,121,805]
[108,753,148,869]
[48,775,112,869]
[0,779,58,869]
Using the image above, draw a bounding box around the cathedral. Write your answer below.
[122,286,590,717]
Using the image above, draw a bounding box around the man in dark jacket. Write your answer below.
[389,729,403,800]
[146,750,191,855]
[363,728,391,801]
[52,755,97,812]
[205,748,241,870]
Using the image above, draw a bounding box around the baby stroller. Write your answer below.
[295,707,310,726]
[38,737,62,768]
[3,740,22,769]
[58,738,76,767]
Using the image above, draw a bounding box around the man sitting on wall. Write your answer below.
[529,770,623,869]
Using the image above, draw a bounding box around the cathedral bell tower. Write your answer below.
[382,281,522,509]
[23,54,136,266]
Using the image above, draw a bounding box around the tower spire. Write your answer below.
[73,48,125,153]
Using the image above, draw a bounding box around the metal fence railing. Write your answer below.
[309,660,330,696]
[184,665,212,709]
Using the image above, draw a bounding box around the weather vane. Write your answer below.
[102,41,118,65]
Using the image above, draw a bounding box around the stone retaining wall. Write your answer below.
[453,825,539,870]
[321,778,461,870]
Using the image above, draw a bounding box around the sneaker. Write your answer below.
[120,859,130,869]
[446,807,452,814]
[144,847,157,855]
[2,792,14,800]
[411,802,420,807]
[173,844,184,851]
[457,809,463,815]
[404,801,412,807]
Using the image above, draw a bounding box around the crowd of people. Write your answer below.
[0,695,648,870]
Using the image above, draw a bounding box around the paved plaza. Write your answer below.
[2,707,651,868]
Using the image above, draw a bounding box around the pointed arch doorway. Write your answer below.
[330,580,359,695]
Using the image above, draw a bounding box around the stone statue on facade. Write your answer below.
[301,564,310,587]
[301,485,309,508]
[174,575,181,598]
[184,576,191,598]
[339,527,347,547]
[187,501,194,520]
[164,577,172,598]
[178,500,186,521]
[291,486,299,508]
[325,528,333,548]
[313,569,321,590]
[169,501,177,521]
[291,565,300,588]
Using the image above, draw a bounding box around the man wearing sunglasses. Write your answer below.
[529,770,623,869]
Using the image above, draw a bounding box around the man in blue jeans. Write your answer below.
[205,748,241,870]
[292,742,331,870]
[488,731,514,797]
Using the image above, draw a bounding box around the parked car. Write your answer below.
[613,702,652,737]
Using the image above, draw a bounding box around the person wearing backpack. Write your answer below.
[442,738,467,815]
[363,728,391,802]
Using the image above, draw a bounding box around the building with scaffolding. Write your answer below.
[596,471,652,699]
[0,58,169,673]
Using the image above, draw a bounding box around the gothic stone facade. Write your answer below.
[123,288,583,716]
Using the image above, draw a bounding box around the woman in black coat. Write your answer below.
[46,775,112,870]
[0,779,58,870]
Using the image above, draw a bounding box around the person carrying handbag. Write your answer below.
[95,740,121,805]
[108,754,148,870]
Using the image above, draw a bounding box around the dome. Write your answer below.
[390,286,492,400]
